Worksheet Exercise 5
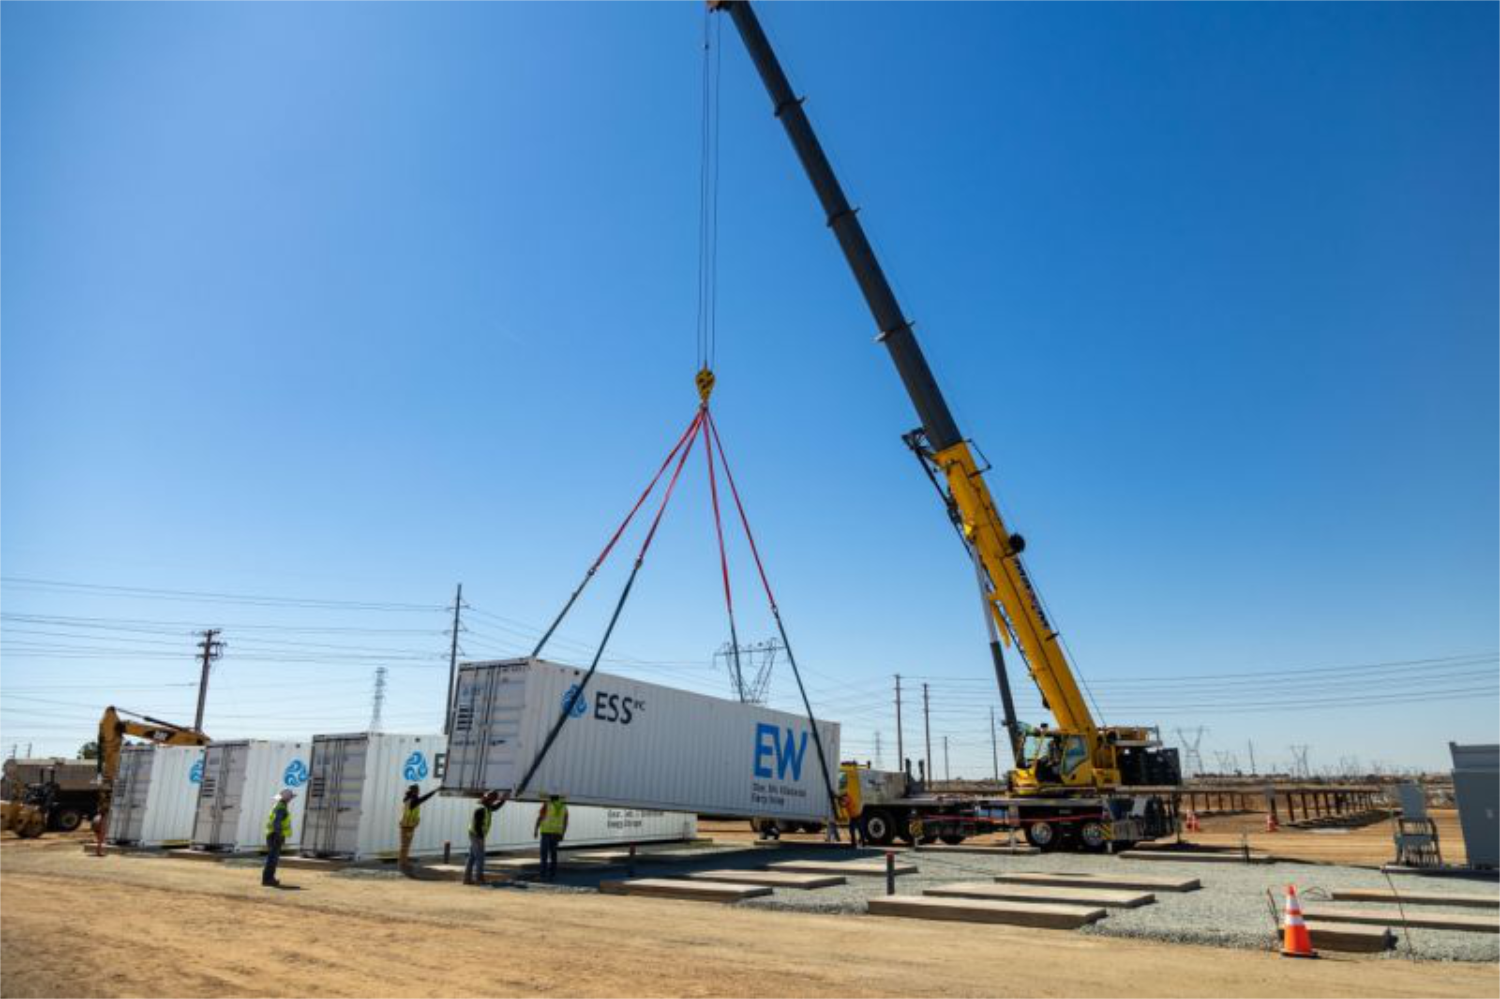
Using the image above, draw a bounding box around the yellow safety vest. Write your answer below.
[400,804,422,829]
[470,806,492,838]
[265,802,292,840]
[539,800,567,835]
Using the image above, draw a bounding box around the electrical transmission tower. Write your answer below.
[714,637,782,705]
[1289,744,1311,779]
[370,666,388,732]
[1175,726,1206,778]
[1213,750,1239,774]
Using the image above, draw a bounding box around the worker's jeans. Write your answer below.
[465,834,486,883]
[263,834,284,885]
[539,833,561,880]
[398,825,416,868]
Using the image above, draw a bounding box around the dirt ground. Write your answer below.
[3,833,1496,999]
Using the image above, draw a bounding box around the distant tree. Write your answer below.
[77,741,99,760]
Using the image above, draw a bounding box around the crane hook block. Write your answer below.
[696,367,717,403]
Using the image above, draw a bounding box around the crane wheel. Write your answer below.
[860,809,896,846]
[1024,821,1058,850]
[1078,821,1110,852]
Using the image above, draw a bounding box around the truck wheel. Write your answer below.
[52,808,84,833]
[774,820,798,835]
[939,833,966,846]
[1025,821,1058,850]
[799,822,824,835]
[860,809,896,846]
[1078,821,1110,852]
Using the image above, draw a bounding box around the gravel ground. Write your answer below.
[564,844,1499,963]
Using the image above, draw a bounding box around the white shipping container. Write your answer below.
[300,732,696,861]
[108,745,205,847]
[444,659,841,822]
[300,733,466,861]
[192,740,311,853]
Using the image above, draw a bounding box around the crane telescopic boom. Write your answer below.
[713,0,1155,792]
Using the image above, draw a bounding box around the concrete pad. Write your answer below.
[598,878,772,902]
[867,895,1105,929]
[1118,849,1271,865]
[994,871,1201,893]
[926,881,1155,909]
[1305,921,1395,954]
[1329,888,1499,909]
[1302,906,1499,935]
[920,844,1040,856]
[767,858,917,877]
[165,849,227,863]
[683,869,846,889]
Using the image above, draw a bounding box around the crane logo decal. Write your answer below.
[561,685,588,719]
[283,759,309,787]
[189,759,204,784]
[403,752,428,782]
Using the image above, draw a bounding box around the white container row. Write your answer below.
[443,658,842,822]
[108,744,203,847]
[193,740,311,852]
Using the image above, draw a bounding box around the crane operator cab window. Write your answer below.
[1024,731,1089,784]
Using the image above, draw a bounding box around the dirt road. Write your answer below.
[3,836,1494,998]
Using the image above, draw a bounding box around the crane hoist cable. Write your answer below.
[695,6,723,374]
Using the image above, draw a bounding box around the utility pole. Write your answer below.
[943,735,950,782]
[893,674,904,772]
[443,583,464,734]
[990,707,999,782]
[922,683,932,786]
[193,629,224,732]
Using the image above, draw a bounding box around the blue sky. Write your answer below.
[3,2,1495,777]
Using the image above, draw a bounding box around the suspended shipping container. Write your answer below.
[191,740,311,853]
[107,744,204,847]
[443,659,841,822]
[300,732,695,861]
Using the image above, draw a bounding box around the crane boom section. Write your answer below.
[714,0,1101,750]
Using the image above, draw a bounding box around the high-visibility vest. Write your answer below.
[539,800,567,835]
[265,802,292,840]
[470,806,492,838]
[400,803,422,829]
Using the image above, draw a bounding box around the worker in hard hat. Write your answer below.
[262,788,296,888]
[533,793,569,882]
[464,791,506,886]
[398,782,439,875]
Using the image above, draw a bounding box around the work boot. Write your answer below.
[262,880,281,888]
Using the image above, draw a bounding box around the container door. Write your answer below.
[302,740,341,856]
[193,746,226,844]
[216,743,248,844]
[114,751,153,842]
[329,738,367,856]
[448,667,524,792]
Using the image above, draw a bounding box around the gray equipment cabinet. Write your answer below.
[1449,743,1498,870]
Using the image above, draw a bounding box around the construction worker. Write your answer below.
[533,793,569,882]
[263,789,295,887]
[398,783,439,874]
[464,791,506,886]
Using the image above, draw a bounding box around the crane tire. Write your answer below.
[1025,821,1058,850]
[860,809,896,846]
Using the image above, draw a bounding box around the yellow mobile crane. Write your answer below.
[714,1,1181,850]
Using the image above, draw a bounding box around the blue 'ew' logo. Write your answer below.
[403,752,428,782]
[753,724,808,781]
[189,759,204,784]
[283,759,309,787]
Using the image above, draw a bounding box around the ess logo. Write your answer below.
[562,685,588,718]
[283,759,309,787]
[403,752,428,781]
[189,759,204,784]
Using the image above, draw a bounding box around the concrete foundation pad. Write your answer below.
[1305,922,1396,953]
[275,856,349,871]
[926,881,1155,909]
[598,878,772,902]
[1330,889,1499,909]
[683,869,846,889]
[919,844,1040,856]
[867,895,1106,929]
[767,859,917,877]
[1118,850,1271,865]
[1302,906,1499,934]
[993,872,1201,893]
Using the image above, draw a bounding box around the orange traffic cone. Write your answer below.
[1281,885,1317,958]
[1185,810,1200,833]
[1266,811,1279,833]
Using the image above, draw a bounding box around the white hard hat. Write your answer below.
[278,789,296,801]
